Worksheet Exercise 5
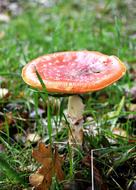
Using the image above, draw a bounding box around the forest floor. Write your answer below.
[0,0,136,189]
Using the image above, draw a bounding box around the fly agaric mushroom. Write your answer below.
[22,51,126,146]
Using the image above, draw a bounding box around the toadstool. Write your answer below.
[22,51,126,146]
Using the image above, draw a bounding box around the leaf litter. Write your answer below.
[0,1,136,189]
[29,142,64,190]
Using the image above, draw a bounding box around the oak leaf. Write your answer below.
[29,143,64,190]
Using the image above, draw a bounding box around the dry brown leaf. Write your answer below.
[0,112,14,130]
[32,142,52,166]
[29,173,44,187]
[29,143,64,190]
[54,147,64,181]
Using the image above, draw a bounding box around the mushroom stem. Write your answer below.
[67,95,84,146]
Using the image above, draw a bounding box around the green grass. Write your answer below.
[0,0,136,189]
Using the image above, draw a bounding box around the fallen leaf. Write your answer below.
[112,128,127,137]
[5,112,13,125]
[32,142,52,166]
[0,14,10,22]
[0,88,9,99]
[123,103,136,122]
[53,147,64,181]
[29,143,64,190]
[26,133,41,143]
[0,112,14,129]
[29,173,44,187]
[127,103,136,112]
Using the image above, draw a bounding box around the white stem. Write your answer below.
[67,95,84,146]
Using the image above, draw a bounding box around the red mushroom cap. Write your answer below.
[22,51,126,94]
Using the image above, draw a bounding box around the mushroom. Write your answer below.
[22,51,126,146]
